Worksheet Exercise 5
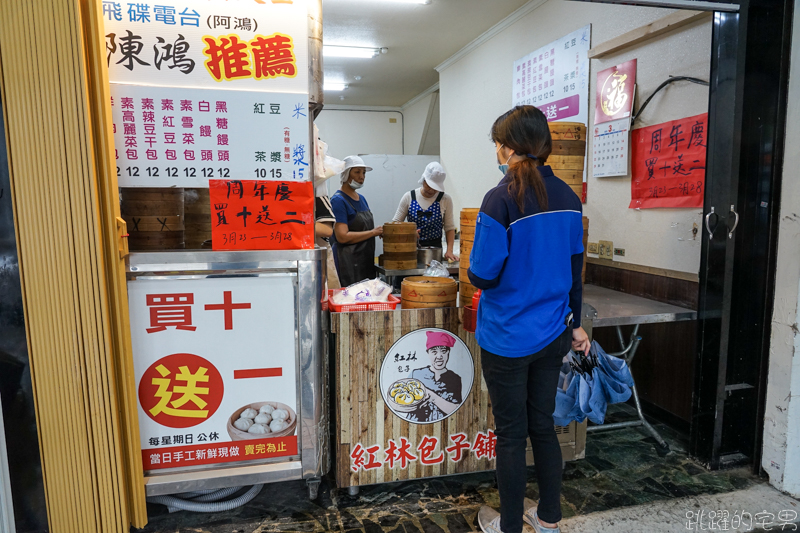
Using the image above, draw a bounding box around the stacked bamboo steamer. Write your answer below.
[401,276,457,309]
[548,122,587,199]
[121,188,184,250]
[383,222,417,270]
[459,208,479,306]
[184,188,212,249]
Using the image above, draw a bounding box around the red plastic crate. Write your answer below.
[328,289,401,313]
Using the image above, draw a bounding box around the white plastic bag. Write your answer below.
[423,260,450,278]
[332,278,393,305]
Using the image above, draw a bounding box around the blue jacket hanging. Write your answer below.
[408,190,444,247]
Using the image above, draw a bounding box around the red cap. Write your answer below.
[426,331,456,350]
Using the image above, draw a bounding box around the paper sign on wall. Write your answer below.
[594,59,637,125]
[209,179,314,249]
[630,113,708,209]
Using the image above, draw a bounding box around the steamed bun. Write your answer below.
[233,418,254,431]
[271,409,289,421]
[254,413,272,425]
[240,408,258,419]
[248,423,271,434]
[259,404,275,415]
[270,419,288,432]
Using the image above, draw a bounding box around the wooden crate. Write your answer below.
[330,307,585,488]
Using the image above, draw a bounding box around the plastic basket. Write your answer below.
[328,289,401,313]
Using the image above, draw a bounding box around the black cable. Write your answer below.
[631,76,709,126]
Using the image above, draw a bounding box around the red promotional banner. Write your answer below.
[210,179,314,250]
[630,113,708,209]
[142,436,298,471]
[595,59,637,125]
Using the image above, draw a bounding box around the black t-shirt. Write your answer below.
[315,196,335,224]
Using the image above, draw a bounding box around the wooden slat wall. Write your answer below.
[0,0,146,530]
[331,308,583,488]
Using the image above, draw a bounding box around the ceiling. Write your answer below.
[322,0,531,107]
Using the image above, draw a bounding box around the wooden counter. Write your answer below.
[330,307,586,488]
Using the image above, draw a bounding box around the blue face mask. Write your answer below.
[496,145,512,175]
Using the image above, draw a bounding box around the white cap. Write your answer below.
[340,155,373,184]
[418,162,446,192]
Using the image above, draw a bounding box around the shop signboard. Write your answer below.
[128,275,299,472]
[209,178,314,250]
[102,0,308,93]
[629,112,708,209]
[110,85,310,187]
[103,0,310,188]
[512,25,591,126]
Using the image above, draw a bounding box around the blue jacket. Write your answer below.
[468,165,584,358]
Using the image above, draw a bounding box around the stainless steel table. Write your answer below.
[582,284,697,452]
[375,261,460,286]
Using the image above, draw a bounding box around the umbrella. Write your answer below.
[552,341,634,426]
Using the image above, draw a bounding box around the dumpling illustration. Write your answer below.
[259,404,275,415]
[272,409,289,421]
[254,413,272,425]
[233,418,254,431]
[248,423,271,434]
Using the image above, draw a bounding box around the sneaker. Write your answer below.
[478,505,535,533]
[523,498,561,533]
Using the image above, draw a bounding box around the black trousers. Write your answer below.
[481,327,571,532]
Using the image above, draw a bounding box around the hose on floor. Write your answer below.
[146,484,263,513]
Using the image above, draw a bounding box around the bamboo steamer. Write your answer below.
[549,122,586,141]
[383,242,417,253]
[121,188,184,250]
[383,222,417,269]
[184,188,211,249]
[550,140,587,156]
[460,208,479,227]
[383,222,417,236]
[384,259,417,270]
[547,155,585,170]
[401,277,457,309]
[460,239,474,267]
[459,281,478,304]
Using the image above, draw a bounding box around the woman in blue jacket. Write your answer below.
[470,106,590,533]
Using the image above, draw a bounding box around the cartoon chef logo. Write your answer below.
[380,329,474,425]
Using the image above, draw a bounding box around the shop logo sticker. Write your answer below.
[139,353,224,428]
[379,328,474,425]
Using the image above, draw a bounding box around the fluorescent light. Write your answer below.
[325,82,348,91]
[323,46,379,59]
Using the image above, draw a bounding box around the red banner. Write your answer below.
[142,436,298,471]
[210,179,314,250]
[630,113,708,209]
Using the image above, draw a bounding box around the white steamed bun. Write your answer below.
[248,423,271,434]
[254,413,272,425]
[270,419,288,432]
[240,408,258,419]
[272,409,289,421]
[259,404,275,415]
[233,418,254,431]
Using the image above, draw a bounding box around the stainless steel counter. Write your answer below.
[582,284,696,328]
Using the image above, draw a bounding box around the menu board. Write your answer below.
[512,25,591,126]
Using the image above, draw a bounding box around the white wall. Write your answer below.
[404,93,435,155]
[315,106,404,158]
[762,4,800,498]
[438,0,711,274]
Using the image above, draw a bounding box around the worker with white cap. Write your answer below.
[392,161,458,262]
[330,155,383,286]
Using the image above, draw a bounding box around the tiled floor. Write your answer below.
[135,406,762,533]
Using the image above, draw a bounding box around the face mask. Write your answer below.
[349,179,364,190]
[496,145,513,175]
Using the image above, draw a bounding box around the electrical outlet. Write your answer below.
[614,248,625,257]
[599,240,614,260]
[587,242,599,254]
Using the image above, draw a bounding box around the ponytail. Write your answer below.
[491,106,553,212]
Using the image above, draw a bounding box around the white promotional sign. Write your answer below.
[102,0,308,93]
[512,25,591,126]
[128,275,298,472]
[379,328,474,425]
[111,84,310,187]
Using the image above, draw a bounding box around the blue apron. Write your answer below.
[408,190,444,248]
